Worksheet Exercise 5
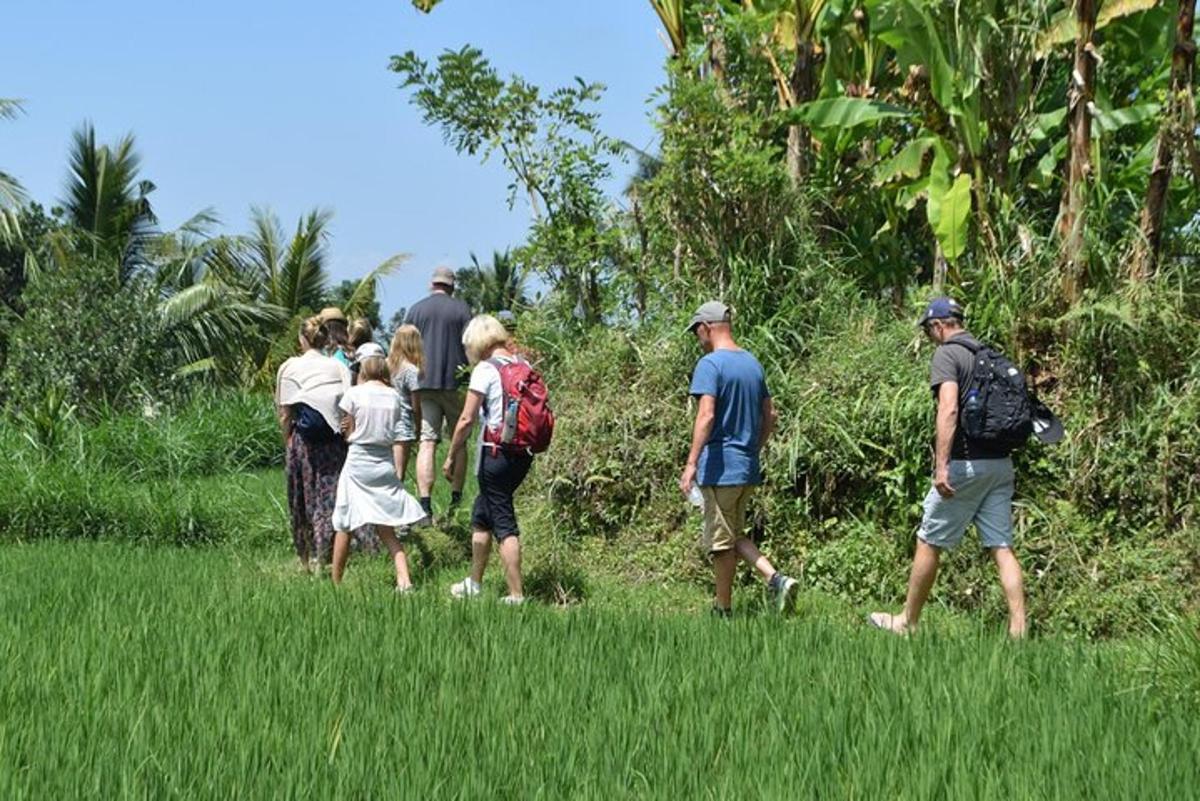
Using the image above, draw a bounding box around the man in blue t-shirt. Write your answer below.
[681,301,798,617]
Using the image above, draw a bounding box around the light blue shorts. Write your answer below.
[918,458,1015,550]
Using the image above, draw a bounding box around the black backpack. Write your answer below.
[292,402,340,444]
[947,339,1034,453]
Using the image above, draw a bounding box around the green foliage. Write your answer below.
[456,249,529,314]
[2,253,175,417]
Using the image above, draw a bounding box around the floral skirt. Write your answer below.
[286,434,379,563]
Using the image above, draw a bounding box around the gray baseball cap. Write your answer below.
[431,266,456,287]
[686,301,732,333]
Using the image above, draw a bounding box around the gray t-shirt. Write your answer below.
[391,363,421,442]
[930,332,1008,460]
[404,292,472,391]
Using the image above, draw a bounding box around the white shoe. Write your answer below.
[450,577,482,598]
[500,595,525,606]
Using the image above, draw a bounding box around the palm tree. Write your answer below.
[457,249,528,313]
[61,122,157,278]
[1,99,26,244]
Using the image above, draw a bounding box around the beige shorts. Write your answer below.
[699,485,755,554]
[419,390,465,442]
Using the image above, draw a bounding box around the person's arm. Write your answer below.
[444,390,483,479]
[934,381,958,497]
[277,405,292,444]
[758,396,778,449]
[679,394,716,495]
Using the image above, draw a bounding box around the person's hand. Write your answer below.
[442,456,455,481]
[934,467,956,498]
[679,463,697,497]
[339,416,352,436]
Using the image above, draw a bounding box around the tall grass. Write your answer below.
[0,542,1196,799]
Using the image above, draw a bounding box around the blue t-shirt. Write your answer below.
[689,349,770,486]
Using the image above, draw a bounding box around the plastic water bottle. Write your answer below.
[688,484,704,509]
[501,396,519,444]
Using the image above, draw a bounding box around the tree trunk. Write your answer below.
[1132,0,1197,281]
[932,241,949,294]
[1059,0,1099,304]
[786,40,820,186]
[631,193,650,319]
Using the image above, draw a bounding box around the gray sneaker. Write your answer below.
[771,574,799,615]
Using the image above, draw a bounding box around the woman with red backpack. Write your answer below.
[443,314,553,604]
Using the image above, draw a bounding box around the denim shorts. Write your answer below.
[918,458,1015,550]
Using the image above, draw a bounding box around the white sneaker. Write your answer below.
[450,577,482,599]
[500,595,525,606]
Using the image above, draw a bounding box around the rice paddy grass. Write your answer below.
[2,541,1196,800]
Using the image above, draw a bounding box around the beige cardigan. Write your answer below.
[275,350,352,433]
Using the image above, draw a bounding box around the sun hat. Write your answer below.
[686,301,732,333]
[431,266,456,288]
[318,306,347,325]
[496,309,517,330]
[917,297,964,327]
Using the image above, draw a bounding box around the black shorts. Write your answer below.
[471,449,533,540]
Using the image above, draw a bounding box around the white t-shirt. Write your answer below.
[467,357,513,441]
[275,350,352,433]
[338,382,403,447]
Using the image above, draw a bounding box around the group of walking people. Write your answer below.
[277,264,1056,634]
[276,266,535,602]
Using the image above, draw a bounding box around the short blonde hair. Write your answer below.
[388,324,424,377]
[462,314,509,365]
[358,355,390,384]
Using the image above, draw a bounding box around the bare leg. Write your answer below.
[331,531,352,584]
[734,537,776,582]
[377,525,412,590]
[417,440,437,498]
[898,539,941,631]
[394,442,412,483]
[992,547,1027,639]
[497,536,523,598]
[713,549,737,610]
[469,530,492,584]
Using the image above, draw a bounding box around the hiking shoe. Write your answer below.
[395,584,415,595]
[770,574,799,615]
[711,605,732,620]
[450,577,482,599]
[500,595,525,606]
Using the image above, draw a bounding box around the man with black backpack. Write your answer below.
[870,298,1042,639]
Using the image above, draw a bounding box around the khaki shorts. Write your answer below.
[699,485,755,554]
[419,390,465,442]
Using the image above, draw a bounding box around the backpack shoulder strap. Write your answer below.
[944,337,982,355]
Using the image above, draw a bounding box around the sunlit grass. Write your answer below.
[1,542,1196,799]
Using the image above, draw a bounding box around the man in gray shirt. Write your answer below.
[404,266,473,516]
[870,297,1028,638]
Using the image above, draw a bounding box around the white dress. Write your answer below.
[332,383,428,532]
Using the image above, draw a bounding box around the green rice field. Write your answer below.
[1,541,1197,799]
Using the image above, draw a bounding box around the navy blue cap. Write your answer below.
[918,297,964,327]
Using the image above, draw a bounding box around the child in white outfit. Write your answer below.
[331,355,428,589]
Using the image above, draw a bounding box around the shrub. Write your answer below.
[2,254,179,417]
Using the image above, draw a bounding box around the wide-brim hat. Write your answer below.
[318,306,347,325]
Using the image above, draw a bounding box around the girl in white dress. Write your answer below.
[331,355,428,589]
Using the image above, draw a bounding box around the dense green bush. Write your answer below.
[2,255,177,416]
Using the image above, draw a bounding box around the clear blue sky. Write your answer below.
[1,1,666,318]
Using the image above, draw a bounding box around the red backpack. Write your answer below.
[483,357,555,454]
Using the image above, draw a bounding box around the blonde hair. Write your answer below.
[348,318,374,350]
[462,314,510,365]
[388,324,424,376]
[299,316,329,351]
[358,355,391,384]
